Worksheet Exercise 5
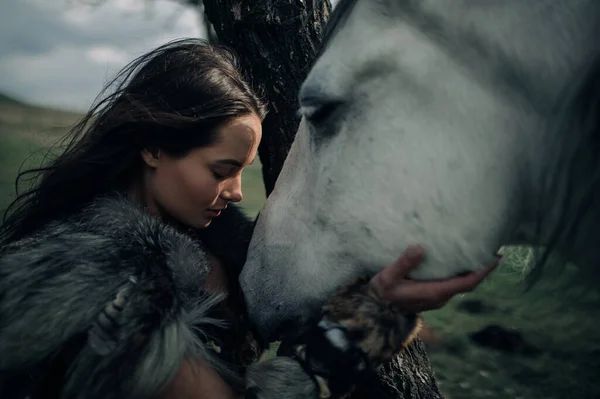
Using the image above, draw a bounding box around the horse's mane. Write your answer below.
[530,50,600,286]
[318,0,359,55]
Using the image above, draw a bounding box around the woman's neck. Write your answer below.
[127,179,229,294]
[128,179,190,232]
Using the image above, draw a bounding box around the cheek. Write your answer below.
[190,171,221,202]
[177,163,220,202]
[154,162,220,208]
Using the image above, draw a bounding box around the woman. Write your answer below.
[0,39,495,399]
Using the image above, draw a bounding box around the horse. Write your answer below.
[239,0,600,343]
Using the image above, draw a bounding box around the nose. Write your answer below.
[221,175,243,203]
[241,243,323,342]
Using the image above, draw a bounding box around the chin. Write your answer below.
[189,212,221,229]
[198,219,213,228]
[183,216,212,229]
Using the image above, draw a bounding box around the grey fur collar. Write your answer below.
[0,193,246,398]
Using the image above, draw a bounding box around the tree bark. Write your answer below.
[367,340,443,399]
[202,0,328,196]
[201,1,444,398]
[201,2,220,43]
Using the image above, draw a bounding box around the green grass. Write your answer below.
[0,128,52,213]
[1,95,599,398]
[423,248,600,399]
[0,92,27,107]
[238,162,267,217]
[0,93,83,215]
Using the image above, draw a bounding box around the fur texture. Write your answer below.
[0,194,317,399]
[321,277,422,369]
[279,277,422,399]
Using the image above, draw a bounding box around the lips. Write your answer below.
[207,208,225,217]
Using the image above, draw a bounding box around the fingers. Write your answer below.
[369,244,424,298]
[369,253,500,313]
[408,261,498,300]
[390,262,498,311]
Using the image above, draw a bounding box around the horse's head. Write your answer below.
[241,0,600,341]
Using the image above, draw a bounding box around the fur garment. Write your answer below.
[0,193,272,398]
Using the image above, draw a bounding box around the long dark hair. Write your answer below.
[1,38,267,247]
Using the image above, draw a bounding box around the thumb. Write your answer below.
[370,244,425,296]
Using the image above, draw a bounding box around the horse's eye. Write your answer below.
[298,82,344,126]
[299,100,342,125]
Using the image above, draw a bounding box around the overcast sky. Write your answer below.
[0,0,342,112]
[0,0,203,111]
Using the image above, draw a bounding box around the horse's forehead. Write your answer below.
[328,0,597,110]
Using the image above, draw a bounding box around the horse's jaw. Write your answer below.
[241,120,527,342]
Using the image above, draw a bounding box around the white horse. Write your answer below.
[240,0,600,342]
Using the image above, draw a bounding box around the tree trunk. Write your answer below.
[202,0,327,196]
[363,340,443,399]
[201,1,444,398]
[201,2,220,43]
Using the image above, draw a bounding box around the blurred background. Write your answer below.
[0,1,598,398]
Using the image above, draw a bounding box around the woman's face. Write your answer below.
[141,113,262,228]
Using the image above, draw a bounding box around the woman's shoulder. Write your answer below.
[9,193,210,274]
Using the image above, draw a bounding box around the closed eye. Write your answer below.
[212,167,237,180]
[212,171,226,180]
[297,100,343,125]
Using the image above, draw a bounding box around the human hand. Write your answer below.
[369,244,499,313]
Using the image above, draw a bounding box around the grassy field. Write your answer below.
[1,94,599,398]
[423,248,600,399]
[0,95,82,214]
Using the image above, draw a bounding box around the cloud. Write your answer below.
[86,45,130,65]
[0,0,86,57]
[0,0,342,112]
[0,0,203,111]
